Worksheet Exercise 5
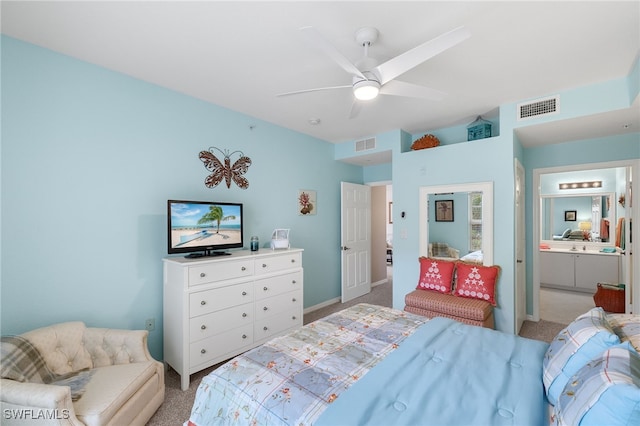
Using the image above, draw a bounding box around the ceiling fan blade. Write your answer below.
[276,85,351,97]
[349,100,363,119]
[300,26,367,80]
[380,80,446,101]
[374,26,471,85]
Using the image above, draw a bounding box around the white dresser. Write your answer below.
[163,248,303,390]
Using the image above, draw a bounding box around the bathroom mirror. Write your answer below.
[419,182,493,265]
[540,192,615,243]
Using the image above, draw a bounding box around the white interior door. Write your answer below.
[515,159,526,332]
[341,182,371,303]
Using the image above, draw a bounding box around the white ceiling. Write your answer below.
[2,1,639,152]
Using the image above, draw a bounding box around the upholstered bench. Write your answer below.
[404,289,495,329]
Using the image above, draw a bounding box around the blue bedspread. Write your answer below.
[317,316,549,426]
[187,304,549,426]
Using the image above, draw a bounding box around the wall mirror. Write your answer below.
[538,166,626,248]
[540,193,616,243]
[419,182,493,265]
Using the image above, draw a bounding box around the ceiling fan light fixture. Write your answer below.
[353,80,380,101]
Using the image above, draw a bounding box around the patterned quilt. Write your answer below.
[187,303,428,426]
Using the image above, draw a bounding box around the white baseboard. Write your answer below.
[304,297,340,314]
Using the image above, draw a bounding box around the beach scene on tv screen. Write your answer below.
[170,203,242,248]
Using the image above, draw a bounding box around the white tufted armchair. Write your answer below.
[1,321,164,425]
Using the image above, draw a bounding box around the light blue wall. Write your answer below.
[363,162,392,183]
[391,134,517,332]
[0,36,362,360]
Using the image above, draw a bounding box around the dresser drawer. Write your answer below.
[254,308,302,342]
[189,302,253,343]
[188,259,254,286]
[254,252,302,275]
[255,290,302,321]
[189,282,253,318]
[190,324,253,367]
[254,271,303,301]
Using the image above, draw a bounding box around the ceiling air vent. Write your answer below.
[355,137,376,152]
[517,95,560,121]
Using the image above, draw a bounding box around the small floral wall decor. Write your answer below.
[298,190,316,215]
[199,147,251,189]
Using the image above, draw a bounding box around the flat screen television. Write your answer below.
[168,200,244,258]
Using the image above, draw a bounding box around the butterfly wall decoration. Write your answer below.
[199,147,252,190]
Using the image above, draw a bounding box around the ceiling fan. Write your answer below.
[277,25,471,118]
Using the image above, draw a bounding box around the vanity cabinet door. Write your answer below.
[574,254,619,291]
[540,251,574,288]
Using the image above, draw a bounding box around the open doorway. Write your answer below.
[533,160,636,324]
[370,183,393,288]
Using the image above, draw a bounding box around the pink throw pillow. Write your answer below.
[416,257,455,294]
[454,262,500,306]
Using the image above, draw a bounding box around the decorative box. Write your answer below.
[467,116,492,141]
[270,229,290,250]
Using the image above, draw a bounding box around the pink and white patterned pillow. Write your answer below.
[416,257,455,293]
[454,262,500,306]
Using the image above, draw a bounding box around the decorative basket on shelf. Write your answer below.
[593,283,625,313]
[411,134,440,150]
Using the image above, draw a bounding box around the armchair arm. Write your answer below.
[83,328,153,367]
[0,379,82,425]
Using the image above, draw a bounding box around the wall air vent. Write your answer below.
[355,137,376,152]
[517,95,560,121]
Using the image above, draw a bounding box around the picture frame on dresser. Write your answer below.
[564,210,577,221]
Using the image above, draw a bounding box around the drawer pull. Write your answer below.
[241,266,246,271]
[201,349,206,354]
[263,326,268,331]
[200,272,206,278]
[242,334,247,339]
[291,259,295,263]
[201,325,206,330]
[263,306,268,311]
[263,286,268,291]
[242,312,247,317]
[292,280,297,284]
[200,300,206,305]
[292,298,297,302]
[292,316,297,320]
[242,291,247,296]
[262,263,267,268]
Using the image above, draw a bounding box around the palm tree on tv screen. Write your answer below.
[197,205,236,234]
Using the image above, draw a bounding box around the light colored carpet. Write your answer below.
[147,269,568,425]
[518,319,567,343]
[540,287,595,324]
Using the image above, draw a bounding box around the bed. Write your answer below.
[186,304,640,426]
[460,249,483,264]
